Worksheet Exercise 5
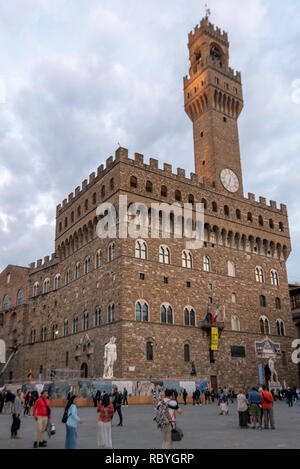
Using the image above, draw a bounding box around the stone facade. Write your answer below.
[0,18,298,390]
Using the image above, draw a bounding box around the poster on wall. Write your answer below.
[112,381,134,395]
[195,381,209,393]
[132,380,163,396]
[179,381,196,395]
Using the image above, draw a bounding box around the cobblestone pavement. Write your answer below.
[0,401,299,449]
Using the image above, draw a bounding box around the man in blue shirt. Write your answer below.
[248,387,262,429]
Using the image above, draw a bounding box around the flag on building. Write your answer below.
[204,300,210,322]
[211,304,219,323]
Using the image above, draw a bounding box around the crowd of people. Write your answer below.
[0,383,299,449]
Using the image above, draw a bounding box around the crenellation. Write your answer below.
[37,260,42,267]
[97,164,104,177]
[115,147,129,162]
[89,172,95,184]
[280,204,287,215]
[134,153,144,165]
[44,256,50,264]
[62,199,67,207]
[269,200,277,210]
[106,156,113,169]
[29,262,35,270]
[164,163,172,173]
[259,197,266,205]
[68,193,74,203]
[149,158,159,170]
[248,193,256,202]
[75,186,80,196]
[177,168,186,178]
[82,179,88,190]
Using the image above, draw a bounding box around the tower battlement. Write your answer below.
[184,55,241,87]
[188,18,229,48]
[29,253,59,272]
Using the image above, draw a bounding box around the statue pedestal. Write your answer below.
[269,381,281,392]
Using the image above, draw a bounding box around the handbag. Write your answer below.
[171,425,184,442]
[46,421,56,437]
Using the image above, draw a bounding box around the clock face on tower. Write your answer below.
[220,169,239,193]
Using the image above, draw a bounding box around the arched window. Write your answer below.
[182,250,193,269]
[16,289,24,306]
[95,250,102,268]
[228,261,235,277]
[2,295,8,311]
[260,316,270,334]
[146,181,153,193]
[184,344,190,362]
[85,199,89,211]
[269,219,274,229]
[201,198,207,210]
[108,242,115,262]
[247,212,253,223]
[41,327,47,342]
[130,176,137,188]
[135,301,149,322]
[161,304,173,324]
[175,190,182,202]
[63,320,69,337]
[95,307,101,327]
[258,215,264,226]
[33,282,39,297]
[236,209,241,220]
[54,274,61,290]
[184,307,196,327]
[161,185,167,197]
[83,312,89,331]
[43,279,50,294]
[135,240,147,260]
[59,222,62,232]
[212,202,218,212]
[189,194,195,205]
[93,193,97,204]
[203,256,211,273]
[75,262,80,280]
[276,319,285,337]
[108,304,115,323]
[101,185,105,199]
[159,246,170,264]
[260,295,267,308]
[52,324,58,340]
[77,206,81,218]
[270,270,280,286]
[65,270,70,286]
[279,222,284,232]
[72,317,78,334]
[84,257,90,275]
[30,329,36,344]
[275,298,281,310]
[71,212,74,223]
[224,205,230,216]
[231,315,240,331]
[146,341,154,361]
[255,267,265,284]
[110,178,115,191]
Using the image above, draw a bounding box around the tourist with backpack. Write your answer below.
[63,395,82,449]
[111,387,123,426]
[155,389,182,449]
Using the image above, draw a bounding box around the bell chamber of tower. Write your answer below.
[184,18,244,198]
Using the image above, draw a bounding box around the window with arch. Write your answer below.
[146,341,154,361]
[161,304,173,324]
[260,316,270,334]
[276,319,285,337]
[73,317,78,334]
[93,193,97,205]
[75,263,80,280]
[275,298,281,310]
[33,282,39,297]
[279,222,284,232]
[184,344,190,362]
[258,215,264,226]
[260,295,267,308]
[95,250,102,268]
[182,250,193,269]
[236,209,241,220]
[269,219,274,229]
[135,240,147,260]
[59,222,62,233]
[43,279,50,294]
[108,242,115,262]
[41,326,47,342]
[146,181,153,193]
[52,324,58,340]
[175,190,182,202]
[184,307,196,327]
[0,313,4,327]
[95,307,101,327]
[247,212,253,223]
[135,301,149,322]
[255,267,265,284]
[2,295,8,311]
[65,216,68,228]
[224,205,230,216]
[212,201,218,212]
[231,315,240,331]
[228,261,235,277]
[30,329,36,344]
[201,198,207,210]
[101,185,105,199]
[65,270,71,286]
[63,319,69,337]
[161,185,167,197]
[188,194,195,205]
[77,206,81,218]
[83,312,89,331]
[84,257,91,275]
[108,304,115,323]
[203,256,211,273]
[71,212,74,223]
[16,289,24,306]
[54,274,61,290]
[270,270,280,286]
[85,199,89,211]
[130,176,137,188]
[110,178,115,191]
[159,246,170,265]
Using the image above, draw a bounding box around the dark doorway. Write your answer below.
[211,376,218,393]
[81,363,88,378]
[265,364,271,388]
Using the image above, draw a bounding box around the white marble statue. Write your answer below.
[103,337,117,379]
[268,357,280,384]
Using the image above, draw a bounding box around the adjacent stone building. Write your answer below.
[0,17,298,390]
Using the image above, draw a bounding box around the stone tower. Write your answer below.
[184,17,244,197]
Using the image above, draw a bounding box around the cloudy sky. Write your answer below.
[0,0,299,281]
